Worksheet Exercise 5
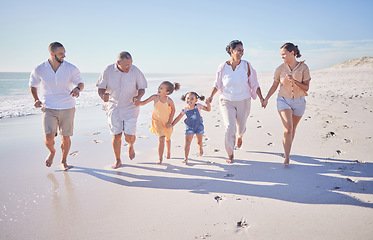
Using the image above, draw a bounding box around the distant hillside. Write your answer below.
[330,57,373,69]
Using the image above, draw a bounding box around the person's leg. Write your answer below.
[219,99,237,162]
[236,98,251,148]
[196,134,203,156]
[42,108,58,168]
[44,133,56,167]
[158,136,165,164]
[183,134,194,164]
[292,114,303,141]
[166,139,171,159]
[124,134,136,160]
[278,109,293,166]
[58,108,75,170]
[112,132,123,169]
[61,136,72,170]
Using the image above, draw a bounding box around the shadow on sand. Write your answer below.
[64,150,373,208]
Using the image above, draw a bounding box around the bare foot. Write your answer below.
[182,159,188,164]
[128,145,135,160]
[111,159,122,169]
[226,154,234,163]
[166,153,171,159]
[284,158,290,167]
[199,147,204,156]
[61,162,72,171]
[158,158,163,164]
[45,152,55,167]
[237,137,242,148]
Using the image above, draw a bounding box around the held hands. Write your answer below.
[261,98,268,108]
[132,96,140,106]
[206,96,213,104]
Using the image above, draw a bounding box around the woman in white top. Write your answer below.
[207,40,264,163]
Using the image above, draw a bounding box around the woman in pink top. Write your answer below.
[262,43,311,166]
[207,40,264,163]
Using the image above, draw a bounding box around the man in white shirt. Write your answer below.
[29,42,84,170]
[97,51,147,169]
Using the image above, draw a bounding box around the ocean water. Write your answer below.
[0,72,186,120]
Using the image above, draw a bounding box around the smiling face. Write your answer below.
[185,93,198,107]
[231,44,244,60]
[281,47,295,64]
[117,58,133,73]
[157,83,169,96]
[51,47,66,63]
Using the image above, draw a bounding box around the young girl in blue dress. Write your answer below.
[172,92,211,164]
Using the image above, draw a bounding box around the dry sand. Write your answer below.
[1,60,372,239]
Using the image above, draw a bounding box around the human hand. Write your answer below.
[132,96,140,106]
[206,96,213,104]
[285,74,294,83]
[34,100,42,108]
[262,98,268,108]
[102,93,110,102]
[70,87,80,98]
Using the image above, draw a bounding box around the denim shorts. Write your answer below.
[185,123,204,135]
[277,96,306,116]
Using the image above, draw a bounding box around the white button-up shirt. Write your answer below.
[29,60,83,109]
[96,64,148,120]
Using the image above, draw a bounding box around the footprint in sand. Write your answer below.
[267,142,273,146]
[214,196,222,202]
[224,173,234,178]
[69,151,79,156]
[237,218,249,228]
[336,150,342,155]
[257,125,262,128]
[90,139,103,144]
[214,149,220,152]
[138,135,150,139]
[344,138,352,143]
[267,132,272,136]
[88,132,101,136]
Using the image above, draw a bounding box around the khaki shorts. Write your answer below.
[150,119,173,140]
[42,108,75,136]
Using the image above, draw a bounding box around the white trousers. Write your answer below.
[219,98,251,156]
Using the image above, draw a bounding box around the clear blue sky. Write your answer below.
[1,0,372,74]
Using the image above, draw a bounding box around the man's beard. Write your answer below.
[55,55,64,63]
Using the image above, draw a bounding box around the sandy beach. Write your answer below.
[1,60,373,239]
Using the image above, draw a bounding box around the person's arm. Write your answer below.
[262,81,280,108]
[98,88,110,102]
[256,87,264,105]
[138,94,156,106]
[172,112,184,126]
[166,98,176,128]
[202,101,211,112]
[70,82,85,98]
[30,87,42,108]
[207,87,218,103]
[290,76,310,92]
[133,89,145,105]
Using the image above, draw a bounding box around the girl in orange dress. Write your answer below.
[139,81,180,164]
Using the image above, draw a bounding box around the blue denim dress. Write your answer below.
[184,106,204,135]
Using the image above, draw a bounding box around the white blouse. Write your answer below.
[214,60,260,101]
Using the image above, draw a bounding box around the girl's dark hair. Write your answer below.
[181,92,205,101]
[162,81,180,95]
[281,43,302,58]
[226,40,243,56]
